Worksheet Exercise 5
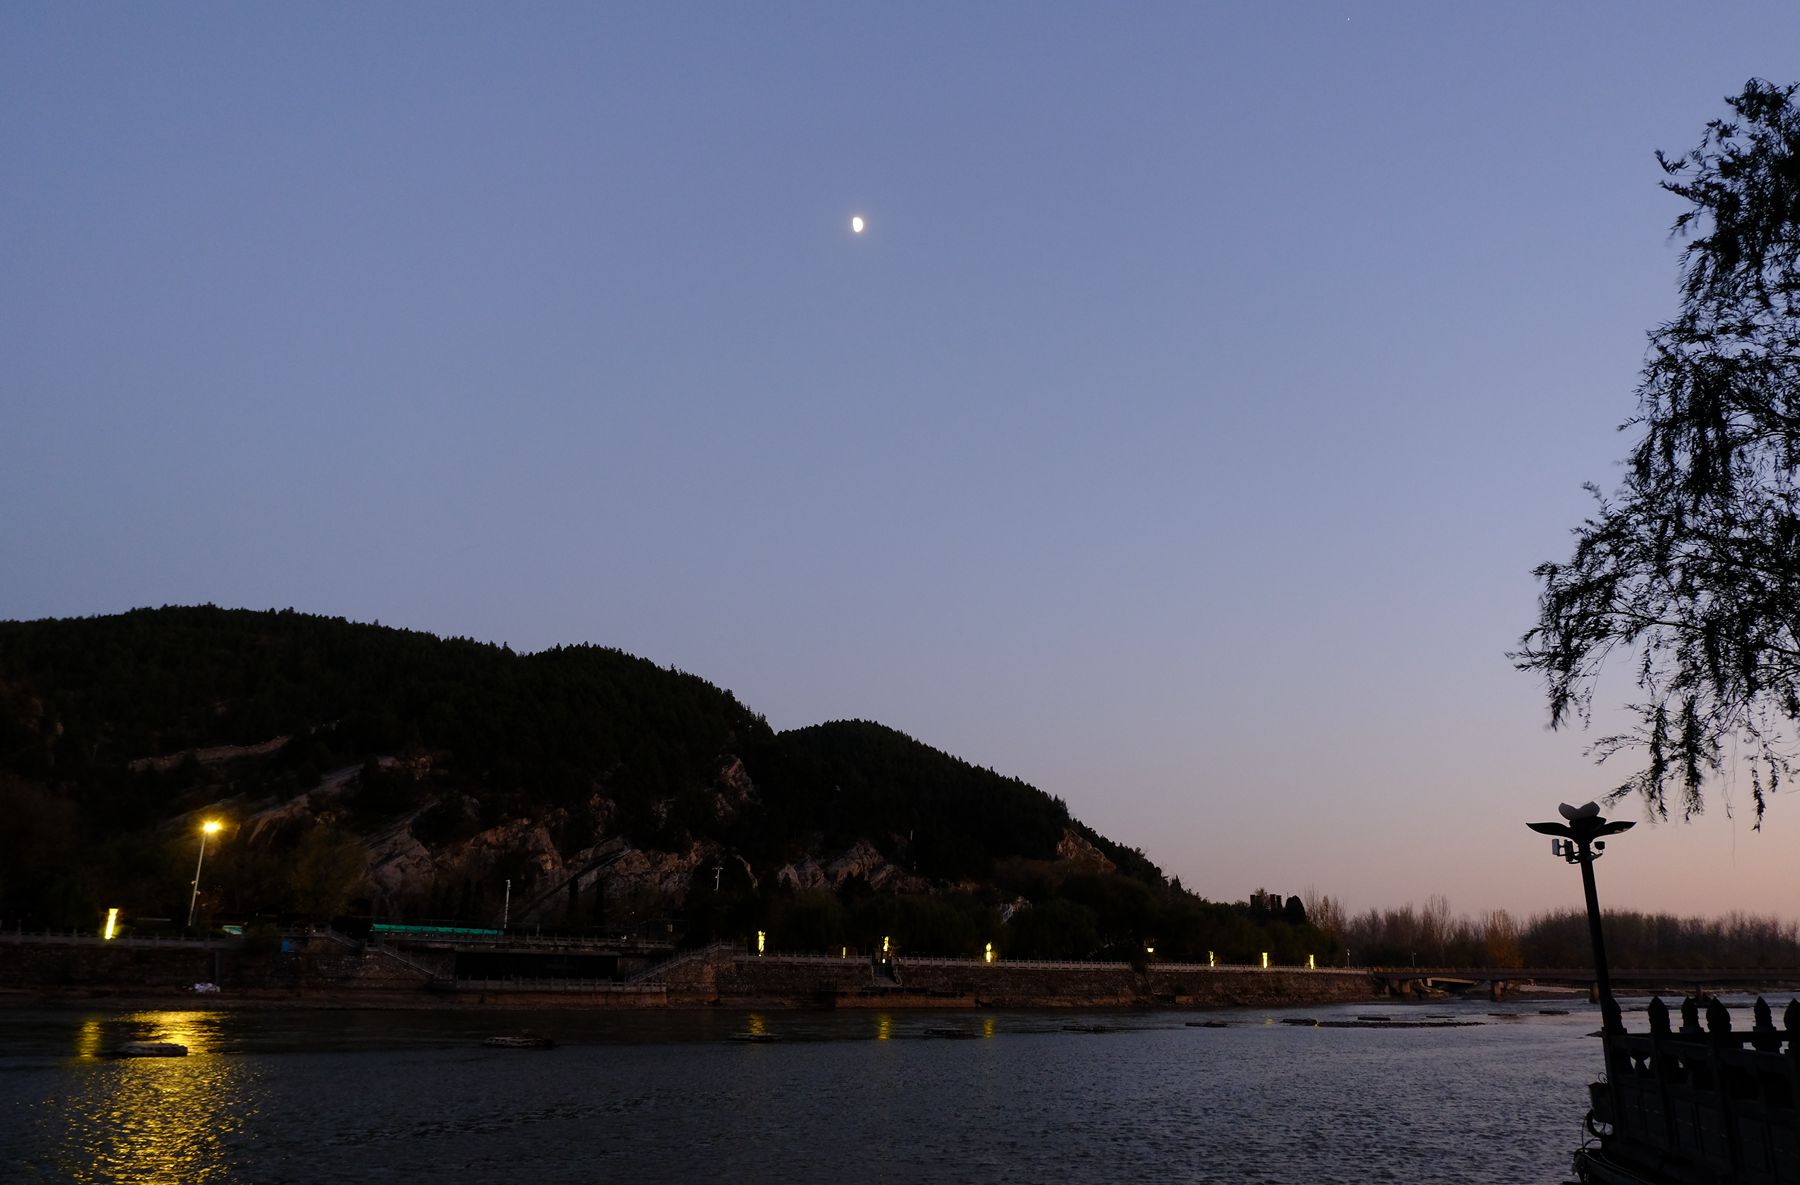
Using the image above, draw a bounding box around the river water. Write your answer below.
[1,995,1633,1184]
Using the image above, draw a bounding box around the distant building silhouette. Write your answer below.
[1249,888,1283,913]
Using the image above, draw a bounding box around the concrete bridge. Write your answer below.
[1371,966,1800,1001]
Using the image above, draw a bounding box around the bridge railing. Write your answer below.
[1597,996,1800,1184]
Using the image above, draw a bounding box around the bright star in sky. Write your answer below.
[850,215,865,234]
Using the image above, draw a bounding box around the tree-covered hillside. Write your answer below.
[0,607,1334,964]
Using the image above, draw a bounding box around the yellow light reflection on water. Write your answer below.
[876,1014,892,1041]
[75,1017,105,1060]
[747,1013,767,1037]
[51,1011,250,1184]
[981,1017,995,1040]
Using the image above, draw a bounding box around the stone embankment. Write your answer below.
[0,933,1378,1010]
[0,931,462,1006]
[654,948,1374,1009]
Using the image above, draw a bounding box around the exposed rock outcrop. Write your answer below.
[1056,828,1117,874]
[129,735,293,772]
[774,840,928,895]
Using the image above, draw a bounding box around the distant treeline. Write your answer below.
[1305,893,1800,970]
[687,873,1336,966]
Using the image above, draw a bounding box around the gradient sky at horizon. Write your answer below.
[5,3,1798,925]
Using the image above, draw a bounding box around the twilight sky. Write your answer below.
[5,3,1798,924]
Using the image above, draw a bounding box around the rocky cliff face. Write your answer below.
[775,840,928,896]
[282,773,1123,927]
[343,757,761,924]
[1055,829,1117,875]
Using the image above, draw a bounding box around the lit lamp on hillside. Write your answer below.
[1526,801,1633,1031]
[186,819,223,929]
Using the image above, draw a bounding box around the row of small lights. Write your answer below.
[755,932,1317,970]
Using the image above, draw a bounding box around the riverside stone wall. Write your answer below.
[0,937,1379,1009]
[0,939,222,990]
[681,954,1377,1008]
[0,934,450,996]
[704,955,879,1004]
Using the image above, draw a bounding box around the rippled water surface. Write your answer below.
[1,997,1628,1184]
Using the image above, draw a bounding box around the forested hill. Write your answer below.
[0,607,1329,963]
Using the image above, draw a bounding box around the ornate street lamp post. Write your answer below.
[1526,801,1633,1030]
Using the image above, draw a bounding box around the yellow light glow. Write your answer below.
[1261,952,1270,969]
[77,1016,104,1059]
[1308,954,1316,970]
[882,935,890,954]
[841,946,847,959]
[851,215,865,234]
[90,1011,240,1174]
[103,908,119,940]
[202,819,222,835]
[876,1014,892,1041]
[1208,951,1215,968]
[1145,946,1155,955]
[756,930,765,955]
[984,941,994,964]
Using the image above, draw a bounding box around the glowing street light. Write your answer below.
[103,908,119,940]
[186,819,223,929]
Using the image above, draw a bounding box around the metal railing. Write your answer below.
[0,929,234,948]
[451,977,667,994]
[396,930,676,951]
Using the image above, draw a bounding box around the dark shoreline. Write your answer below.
[0,983,1608,1014]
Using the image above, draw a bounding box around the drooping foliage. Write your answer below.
[1516,80,1800,823]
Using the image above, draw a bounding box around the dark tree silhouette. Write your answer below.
[1516,80,1800,824]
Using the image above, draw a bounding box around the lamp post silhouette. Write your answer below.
[186,819,223,929]
[1526,801,1633,1030]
